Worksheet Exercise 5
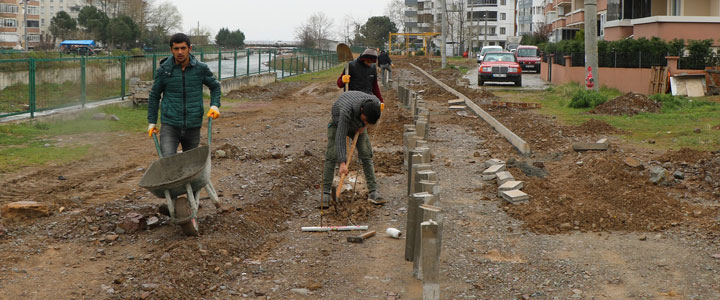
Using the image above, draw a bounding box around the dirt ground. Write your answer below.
[0,56,719,299]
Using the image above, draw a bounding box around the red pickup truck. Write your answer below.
[515,45,541,73]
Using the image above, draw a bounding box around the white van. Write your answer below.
[477,46,503,63]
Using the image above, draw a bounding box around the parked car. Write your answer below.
[478,52,522,87]
[515,45,541,73]
[62,45,98,56]
[476,46,503,63]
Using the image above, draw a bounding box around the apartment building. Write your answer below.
[404,0,517,54]
[518,0,546,35]
[38,0,83,38]
[545,0,720,43]
[604,0,720,43]
[544,0,608,42]
[0,0,40,49]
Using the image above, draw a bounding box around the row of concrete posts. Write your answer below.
[398,85,443,300]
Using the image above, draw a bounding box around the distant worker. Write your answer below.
[378,50,393,84]
[337,48,384,103]
[321,91,383,206]
[147,33,222,157]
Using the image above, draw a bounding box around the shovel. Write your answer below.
[333,130,360,202]
[336,43,353,91]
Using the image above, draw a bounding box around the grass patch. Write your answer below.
[280,64,344,82]
[496,83,720,150]
[0,105,147,171]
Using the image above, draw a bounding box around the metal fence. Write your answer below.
[549,52,668,68]
[0,48,338,119]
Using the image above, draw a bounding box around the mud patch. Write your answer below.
[571,118,624,135]
[374,150,404,175]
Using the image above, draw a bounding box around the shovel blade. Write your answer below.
[337,43,353,62]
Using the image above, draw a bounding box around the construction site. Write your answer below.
[0,52,719,300]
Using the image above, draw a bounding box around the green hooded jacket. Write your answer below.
[147,54,221,129]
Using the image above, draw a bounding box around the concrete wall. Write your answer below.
[0,59,154,90]
[684,0,711,16]
[540,56,701,95]
[203,72,276,96]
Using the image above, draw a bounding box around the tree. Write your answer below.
[337,14,358,45]
[215,27,245,49]
[357,16,397,48]
[107,15,140,49]
[77,6,109,43]
[385,0,405,34]
[295,12,334,49]
[145,1,182,36]
[49,11,77,41]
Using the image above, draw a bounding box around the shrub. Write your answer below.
[568,89,608,108]
[415,50,425,56]
[649,93,716,112]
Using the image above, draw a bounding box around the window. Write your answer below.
[500,27,506,34]
[27,6,39,15]
[671,0,681,16]
[41,6,44,14]
[501,13,506,20]
[26,20,39,28]
[0,3,19,14]
[41,18,44,26]
[59,6,63,11]
[501,0,506,5]
[50,6,54,12]
[1,18,18,28]
[28,35,40,42]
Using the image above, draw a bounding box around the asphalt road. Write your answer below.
[464,68,550,90]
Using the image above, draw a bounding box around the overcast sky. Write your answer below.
[171,0,394,41]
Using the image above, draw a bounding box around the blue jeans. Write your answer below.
[159,124,201,157]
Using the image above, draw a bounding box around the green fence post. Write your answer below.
[218,49,222,80]
[121,55,126,99]
[289,56,293,76]
[200,49,204,61]
[152,54,157,79]
[29,59,35,118]
[233,49,237,78]
[281,57,285,78]
[258,49,261,74]
[246,49,250,76]
[81,56,87,107]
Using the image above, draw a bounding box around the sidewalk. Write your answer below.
[0,97,128,123]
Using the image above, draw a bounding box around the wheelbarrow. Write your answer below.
[138,118,220,236]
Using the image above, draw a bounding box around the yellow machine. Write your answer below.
[388,32,441,56]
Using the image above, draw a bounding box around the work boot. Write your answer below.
[158,203,170,216]
[368,190,386,205]
[317,192,331,209]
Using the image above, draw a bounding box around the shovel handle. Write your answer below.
[152,132,162,158]
[207,117,213,147]
[344,63,349,92]
[336,130,361,199]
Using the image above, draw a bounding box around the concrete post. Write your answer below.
[409,161,432,196]
[416,120,428,140]
[405,191,432,262]
[422,220,440,300]
[412,192,434,278]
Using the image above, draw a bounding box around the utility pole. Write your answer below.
[584,0,599,90]
[441,0,447,68]
[23,0,28,51]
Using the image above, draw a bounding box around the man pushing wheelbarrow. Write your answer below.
[140,33,222,236]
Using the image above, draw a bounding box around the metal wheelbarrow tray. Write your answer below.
[138,119,220,236]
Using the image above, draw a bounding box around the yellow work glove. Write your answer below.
[342,75,351,84]
[147,123,158,137]
[207,105,220,119]
[380,103,385,112]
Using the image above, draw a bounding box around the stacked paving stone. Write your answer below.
[481,159,530,204]
[399,85,443,300]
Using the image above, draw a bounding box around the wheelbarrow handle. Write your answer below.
[152,132,162,158]
[207,117,212,147]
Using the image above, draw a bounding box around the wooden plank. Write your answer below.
[409,63,531,154]
[572,142,610,151]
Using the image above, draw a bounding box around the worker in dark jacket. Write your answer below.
[336,48,384,103]
[377,50,392,84]
[147,33,221,157]
[321,91,383,206]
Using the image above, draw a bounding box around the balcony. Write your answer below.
[552,17,566,29]
[605,16,720,44]
[556,0,571,6]
[468,0,498,7]
[405,10,417,17]
[567,9,584,25]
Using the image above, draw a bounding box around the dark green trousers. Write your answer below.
[322,123,377,193]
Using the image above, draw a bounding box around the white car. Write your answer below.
[477,46,503,63]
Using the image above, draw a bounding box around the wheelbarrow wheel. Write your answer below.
[175,196,199,236]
